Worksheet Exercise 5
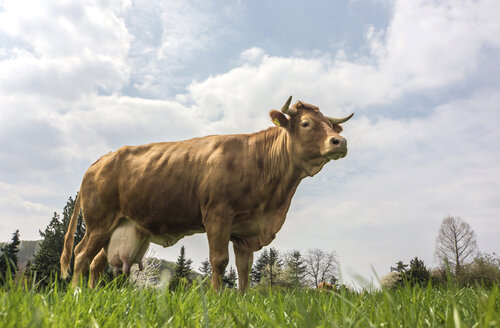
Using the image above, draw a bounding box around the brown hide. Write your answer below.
[317,281,334,290]
[60,100,352,291]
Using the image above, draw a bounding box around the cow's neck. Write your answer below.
[251,127,306,206]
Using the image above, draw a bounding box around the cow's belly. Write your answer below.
[230,209,287,252]
[149,228,205,247]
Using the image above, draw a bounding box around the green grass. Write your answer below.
[1,279,499,327]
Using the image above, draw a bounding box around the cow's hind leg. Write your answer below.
[234,244,253,292]
[89,248,108,288]
[71,231,111,287]
[73,233,89,260]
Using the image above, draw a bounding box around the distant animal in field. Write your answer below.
[317,281,334,290]
[60,96,353,291]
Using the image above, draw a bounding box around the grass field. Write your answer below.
[1,278,499,327]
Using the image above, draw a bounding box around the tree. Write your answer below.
[251,249,269,285]
[390,261,408,273]
[266,248,283,287]
[406,257,430,286]
[435,216,478,275]
[457,253,500,287]
[222,266,237,289]
[169,246,193,291]
[30,212,66,283]
[0,230,21,282]
[251,248,284,287]
[284,250,307,287]
[303,248,338,287]
[199,258,211,280]
[29,195,85,285]
[380,272,401,289]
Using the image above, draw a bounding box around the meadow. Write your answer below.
[1,278,498,328]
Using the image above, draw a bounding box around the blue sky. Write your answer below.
[0,0,499,286]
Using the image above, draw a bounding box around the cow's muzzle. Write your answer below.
[325,136,347,160]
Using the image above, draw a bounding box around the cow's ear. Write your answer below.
[269,110,290,129]
[332,124,343,133]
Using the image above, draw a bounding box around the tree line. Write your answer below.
[197,247,339,290]
[1,196,498,289]
[1,195,340,289]
[381,215,499,289]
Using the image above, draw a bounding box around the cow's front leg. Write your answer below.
[234,244,253,292]
[204,207,233,291]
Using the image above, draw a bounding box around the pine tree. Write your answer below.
[174,246,193,278]
[406,257,430,286]
[285,250,307,287]
[251,248,284,287]
[266,247,283,287]
[29,195,86,285]
[199,258,211,280]
[222,266,237,289]
[390,261,408,273]
[251,249,269,285]
[169,246,193,291]
[0,230,21,282]
[29,212,65,283]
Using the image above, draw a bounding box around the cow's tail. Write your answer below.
[60,192,82,279]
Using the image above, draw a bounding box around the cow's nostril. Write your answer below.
[331,138,340,145]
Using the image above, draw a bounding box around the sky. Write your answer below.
[0,0,499,286]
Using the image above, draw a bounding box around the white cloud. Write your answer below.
[183,0,500,117]
[125,0,236,97]
[378,0,500,91]
[0,0,131,100]
[0,181,54,240]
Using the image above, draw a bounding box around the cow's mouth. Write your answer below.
[326,152,346,161]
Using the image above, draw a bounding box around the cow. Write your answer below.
[317,281,334,290]
[60,97,353,291]
[90,218,150,278]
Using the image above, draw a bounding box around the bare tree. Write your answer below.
[435,216,478,274]
[303,248,338,287]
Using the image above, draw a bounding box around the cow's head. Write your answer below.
[270,96,353,176]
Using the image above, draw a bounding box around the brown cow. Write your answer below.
[317,281,334,290]
[60,97,353,291]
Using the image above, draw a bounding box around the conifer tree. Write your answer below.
[0,230,21,282]
[285,250,307,287]
[29,195,85,284]
[169,246,193,291]
[199,258,211,280]
[251,248,285,287]
[266,247,283,287]
[406,257,430,286]
[251,249,269,285]
[222,266,237,289]
[29,212,65,283]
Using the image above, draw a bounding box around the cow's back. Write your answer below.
[79,135,249,236]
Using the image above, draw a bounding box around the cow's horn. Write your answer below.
[327,113,354,125]
[281,96,296,115]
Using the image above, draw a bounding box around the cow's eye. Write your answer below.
[301,121,310,128]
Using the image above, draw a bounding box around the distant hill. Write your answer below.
[0,239,41,271]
